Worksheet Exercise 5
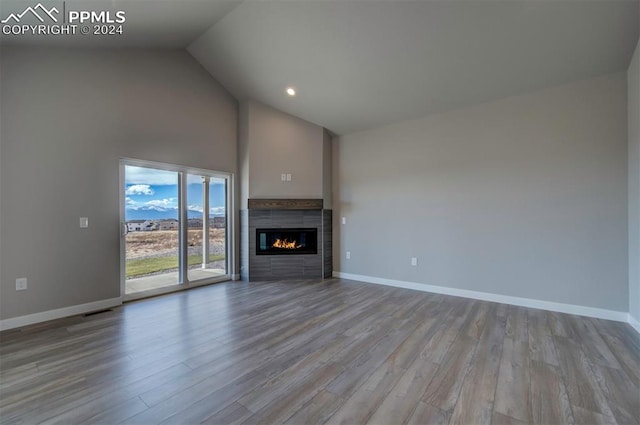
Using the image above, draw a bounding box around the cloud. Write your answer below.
[125,184,154,196]
[144,206,173,212]
[145,198,176,208]
[125,166,177,186]
[127,198,177,211]
[187,205,225,215]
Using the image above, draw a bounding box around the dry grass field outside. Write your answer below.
[126,229,226,278]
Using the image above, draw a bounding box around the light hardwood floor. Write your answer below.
[0,279,638,424]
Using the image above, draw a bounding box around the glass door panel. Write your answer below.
[187,174,228,282]
[124,165,180,295]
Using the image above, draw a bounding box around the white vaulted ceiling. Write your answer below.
[1,1,638,134]
[188,0,639,134]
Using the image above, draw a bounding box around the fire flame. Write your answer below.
[272,238,302,249]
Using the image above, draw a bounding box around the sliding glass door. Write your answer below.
[121,160,231,300]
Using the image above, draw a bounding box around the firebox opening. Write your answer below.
[256,228,318,255]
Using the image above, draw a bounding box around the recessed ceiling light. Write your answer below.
[286,87,296,96]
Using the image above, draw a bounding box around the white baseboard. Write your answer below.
[0,297,123,331]
[333,271,632,325]
[628,314,640,334]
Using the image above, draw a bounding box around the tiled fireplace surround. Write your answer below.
[240,201,332,281]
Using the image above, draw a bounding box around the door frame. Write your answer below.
[119,158,235,301]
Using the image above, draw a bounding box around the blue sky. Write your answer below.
[125,166,226,220]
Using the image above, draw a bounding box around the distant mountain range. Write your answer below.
[125,208,222,221]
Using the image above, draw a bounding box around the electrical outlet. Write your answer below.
[411,257,418,266]
[80,217,89,228]
[16,278,27,291]
[346,251,351,259]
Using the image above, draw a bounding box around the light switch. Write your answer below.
[286,173,292,181]
[341,217,346,225]
[281,174,287,182]
[411,257,418,266]
[346,251,351,259]
[16,278,27,291]
[80,217,89,228]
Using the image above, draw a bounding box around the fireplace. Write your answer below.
[256,228,318,255]
[241,201,331,281]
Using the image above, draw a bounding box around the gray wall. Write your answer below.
[629,39,640,322]
[322,130,333,210]
[0,47,238,320]
[239,100,325,206]
[334,73,628,312]
[238,101,250,210]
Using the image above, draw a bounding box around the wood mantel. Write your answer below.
[248,198,324,210]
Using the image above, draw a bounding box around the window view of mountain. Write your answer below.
[124,166,226,221]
